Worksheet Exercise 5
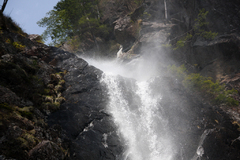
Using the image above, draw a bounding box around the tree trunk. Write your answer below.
[0,0,9,31]
[164,0,168,19]
[1,0,9,12]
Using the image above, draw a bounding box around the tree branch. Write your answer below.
[1,0,9,13]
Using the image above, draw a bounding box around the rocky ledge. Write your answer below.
[0,30,123,159]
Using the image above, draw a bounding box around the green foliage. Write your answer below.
[37,0,109,46]
[134,0,143,5]
[194,9,209,29]
[168,64,187,81]
[174,8,218,49]
[194,9,218,40]
[169,65,239,106]
[37,9,70,44]
[174,33,192,50]
[13,41,26,50]
[196,30,218,40]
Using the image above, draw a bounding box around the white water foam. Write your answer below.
[83,56,175,160]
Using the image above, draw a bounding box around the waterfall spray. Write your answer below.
[83,55,175,160]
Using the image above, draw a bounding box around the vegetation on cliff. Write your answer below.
[37,0,110,46]
[0,0,240,159]
[169,64,239,106]
[173,8,218,50]
[37,0,144,56]
[0,14,68,159]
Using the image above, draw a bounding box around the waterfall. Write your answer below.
[83,55,176,160]
[117,45,123,58]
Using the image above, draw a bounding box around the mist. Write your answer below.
[78,37,180,159]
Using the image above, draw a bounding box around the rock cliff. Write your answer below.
[0,17,123,159]
[105,0,240,159]
[1,0,240,159]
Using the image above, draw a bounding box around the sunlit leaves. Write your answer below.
[37,0,108,46]
[37,10,70,44]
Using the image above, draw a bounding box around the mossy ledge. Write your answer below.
[0,13,68,160]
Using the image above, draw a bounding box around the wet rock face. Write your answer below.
[150,76,240,160]
[47,53,124,159]
[29,140,64,160]
[114,16,136,50]
[0,28,123,159]
[192,128,240,160]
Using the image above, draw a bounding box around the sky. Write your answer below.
[3,0,60,42]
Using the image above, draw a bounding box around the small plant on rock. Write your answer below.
[13,41,26,50]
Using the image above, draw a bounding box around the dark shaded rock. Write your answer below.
[70,117,123,160]
[47,54,124,159]
[0,85,22,106]
[28,140,64,160]
[149,76,240,160]
[6,124,23,139]
[192,128,240,160]
[130,5,145,22]
[114,16,136,50]
[0,155,16,160]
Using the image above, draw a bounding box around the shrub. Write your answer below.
[168,64,187,81]
[194,8,218,40]
[169,65,239,106]
[174,8,218,49]
[174,33,192,50]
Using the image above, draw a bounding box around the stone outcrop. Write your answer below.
[29,140,64,160]
[47,48,123,159]
[0,24,123,159]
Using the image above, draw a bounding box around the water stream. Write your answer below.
[83,57,176,160]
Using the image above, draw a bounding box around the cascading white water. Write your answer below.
[82,56,175,160]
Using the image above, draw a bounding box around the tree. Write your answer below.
[173,8,218,50]
[164,0,167,19]
[1,0,8,12]
[37,0,109,46]
[0,0,9,31]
